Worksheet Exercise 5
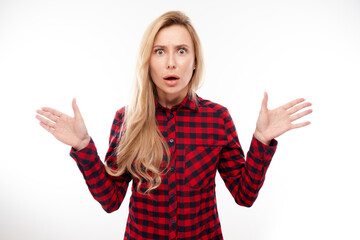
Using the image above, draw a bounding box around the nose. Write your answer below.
[167,52,176,69]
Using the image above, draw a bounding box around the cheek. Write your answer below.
[181,59,195,74]
[150,58,164,74]
[149,63,160,79]
[178,57,194,67]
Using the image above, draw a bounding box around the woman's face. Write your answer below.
[150,24,195,106]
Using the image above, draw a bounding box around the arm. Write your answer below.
[36,100,131,213]
[218,108,277,207]
[218,92,312,206]
[70,109,131,213]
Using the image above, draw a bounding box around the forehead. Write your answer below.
[153,25,193,46]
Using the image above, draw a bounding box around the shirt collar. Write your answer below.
[155,93,199,112]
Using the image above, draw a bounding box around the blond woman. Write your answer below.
[36,11,312,240]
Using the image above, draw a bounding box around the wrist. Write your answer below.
[254,130,271,146]
[73,135,91,151]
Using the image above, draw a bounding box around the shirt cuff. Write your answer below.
[69,137,98,166]
[250,134,278,162]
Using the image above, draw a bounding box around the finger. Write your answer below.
[290,109,313,122]
[36,109,59,122]
[36,114,56,128]
[72,98,82,119]
[291,121,311,129]
[288,102,312,115]
[262,91,268,109]
[41,107,63,118]
[39,121,55,133]
[282,98,305,110]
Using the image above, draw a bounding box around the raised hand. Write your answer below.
[254,92,312,145]
[36,98,91,150]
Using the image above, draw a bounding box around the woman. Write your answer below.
[36,11,312,240]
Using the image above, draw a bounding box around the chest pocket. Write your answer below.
[183,145,222,189]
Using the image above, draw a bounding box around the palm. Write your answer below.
[36,98,90,150]
[52,113,87,146]
[255,92,312,145]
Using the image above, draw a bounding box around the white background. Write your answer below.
[1,0,359,239]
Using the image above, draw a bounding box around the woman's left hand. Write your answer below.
[254,92,312,145]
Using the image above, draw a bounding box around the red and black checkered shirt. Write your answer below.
[70,95,277,240]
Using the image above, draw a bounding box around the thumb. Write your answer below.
[261,91,268,110]
[72,98,82,119]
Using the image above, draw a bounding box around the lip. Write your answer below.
[163,75,180,80]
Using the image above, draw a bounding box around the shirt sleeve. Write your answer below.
[69,108,132,213]
[217,108,277,207]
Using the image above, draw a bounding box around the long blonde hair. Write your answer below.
[105,11,204,194]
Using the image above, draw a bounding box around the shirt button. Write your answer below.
[171,219,175,224]
[169,139,174,143]
[171,193,174,198]
[169,113,174,119]
[170,167,175,172]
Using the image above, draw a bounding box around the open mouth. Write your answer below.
[163,75,180,86]
[163,75,180,81]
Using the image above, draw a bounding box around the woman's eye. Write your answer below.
[178,48,186,54]
[155,49,164,55]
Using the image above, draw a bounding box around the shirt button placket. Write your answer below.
[167,110,177,240]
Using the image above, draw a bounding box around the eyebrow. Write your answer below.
[153,44,191,49]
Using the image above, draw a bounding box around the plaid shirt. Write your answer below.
[70,95,277,240]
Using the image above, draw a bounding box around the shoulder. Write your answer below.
[116,106,126,117]
[197,96,230,118]
[113,106,126,125]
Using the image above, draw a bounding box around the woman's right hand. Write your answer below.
[36,98,91,151]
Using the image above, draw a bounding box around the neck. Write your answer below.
[156,91,188,109]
